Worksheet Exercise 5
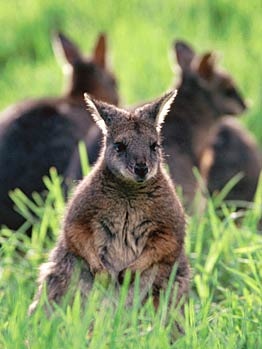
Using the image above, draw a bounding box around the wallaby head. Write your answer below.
[173,40,247,117]
[84,91,176,183]
[53,32,118,105]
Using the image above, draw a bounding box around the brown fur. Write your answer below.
[29,92,190,317]
[200,117,262,203]
[161,40,247,209]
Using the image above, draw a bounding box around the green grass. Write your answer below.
[0,1,262,348]
[1,0,262,142]
[1,168,261,348]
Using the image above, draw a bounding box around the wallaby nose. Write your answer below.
[236,93,248,112]
[134,163,148,179]
[241,99,248,111]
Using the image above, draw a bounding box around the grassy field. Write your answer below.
[0,1,262,348]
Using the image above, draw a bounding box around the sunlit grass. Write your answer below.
[0,157,261,348]
[0,0,261,141]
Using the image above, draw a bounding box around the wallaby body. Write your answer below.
[161,41,247,208]
[29,92,189,317]
[200,117,262,203]
[0,32,118,230]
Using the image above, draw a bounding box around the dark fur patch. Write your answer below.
[101,221,115,239]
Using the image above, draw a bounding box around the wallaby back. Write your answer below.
[200,118,262,203]
[29,92,190,321]
[0,32,119,230]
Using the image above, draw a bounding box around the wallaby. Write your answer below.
[29,91,190,317]
[69,40,247,210]
[200,117,262,204]
[0,32,118,230]
[160,40,247,209]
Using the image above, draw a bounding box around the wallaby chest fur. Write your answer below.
[65,164,184,273]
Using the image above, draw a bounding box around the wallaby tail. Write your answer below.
[28,243,77,315]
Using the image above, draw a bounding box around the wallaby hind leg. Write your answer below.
[151,252,190,336]
[121,264,159,307]
[152,251,190,310]
[120,253,189,312]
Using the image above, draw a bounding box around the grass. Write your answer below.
[1,0,262,142]
[1,169,261,348]
[0,1,262,348]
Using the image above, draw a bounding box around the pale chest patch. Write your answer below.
[91,203,155,273]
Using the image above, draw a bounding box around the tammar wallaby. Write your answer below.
[200,117,262,203]
[29,91,190,316]
[161,40,247,208]
[0,32,118,230]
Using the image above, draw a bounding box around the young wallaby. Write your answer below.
[161,40,247,209]
[200,117,262,204]
[0,32,118,230]
[29,91,190,316]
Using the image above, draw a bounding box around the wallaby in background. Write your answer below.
[29,91,190,319]
[161,40,247,209]
[200,117,262,204]
[0,32,118,230]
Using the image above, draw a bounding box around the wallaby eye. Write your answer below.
[111,76,117,87]
[114,142,127,153]
[224,87,236,98]
[150,142,159,152]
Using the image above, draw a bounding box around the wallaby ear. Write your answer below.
[197,52,216,80]
[174,40,195,71]
[139,90,177,132]
[84,93,108,134]
[84,93,123,135]
[53,32,82,66]
[93,33,107,68]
